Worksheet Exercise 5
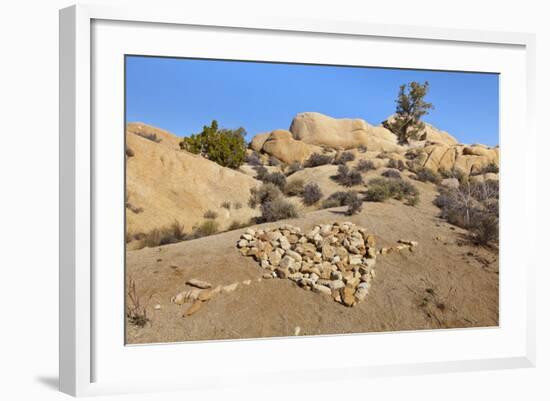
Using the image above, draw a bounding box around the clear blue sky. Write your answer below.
[125,56,499,146]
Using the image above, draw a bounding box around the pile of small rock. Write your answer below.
[237,222,377,307]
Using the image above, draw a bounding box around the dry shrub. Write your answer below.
[415,167,442,184]
[356,159,375,172]
[192,220,219,238]
[221,201,231,210]
[141,220,186,247]
[365,178,419,206]
[203,209,218,219]
[126,279,152,327]
[382,169,402,179]
[332,164,363,187]
[304,153,333,167]
[259,198,298,222]
[302,182,323,205]
[284,179,305,196]
[333,151,355,165]
[321,191,360,209]
[285,162,303,176]
[136,131,162,143]
[249,183,282,208]
[434,180,499,245]
[387,159,406,171]
[245,152,263,166]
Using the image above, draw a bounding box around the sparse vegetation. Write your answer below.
[262,171,287,190]
[365,178,419,206]
[387,159,406,171]
[333,151,355,165]
[434,180,499,245]
[141,220,187,248]
[126,279,152,327]
[259,198,298,222]
[415,167,442,184]
[125,194,143,214]
[126,147,135,158]
[233,202,242,209]
[321,191,360,209]
[332,164,363,187]
[204,209,218,219]
[383,81,434,143]
[136,131,162,143]
[304,152,333,168]
[228,220,248,231]
[345,192,363,215]
[245,151,263,166]
[221,201,231,210]
[356,159,375,172]
[284,179,305,196]
[358,145,367,153]
[249,183,283,208]
[479,162,499,175]
[382,169,402,179]
[302,183,323,205]
[180,120,247,169]
[268,156,281,166]
[192,220,219,238]
[285,162,303,176]
[439,167,466,182]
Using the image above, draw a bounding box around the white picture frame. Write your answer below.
[59,3,536,397]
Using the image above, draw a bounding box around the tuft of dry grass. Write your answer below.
[126,279,152,327]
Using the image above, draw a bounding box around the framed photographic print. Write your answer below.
[59,3,536,397]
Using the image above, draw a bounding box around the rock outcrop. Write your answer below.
[261,129,323,164]
[126,123,260,240]
[289,112,403,152]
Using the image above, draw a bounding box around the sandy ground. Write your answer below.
[126,179,499,344]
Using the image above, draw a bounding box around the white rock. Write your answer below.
[329,280,345,290]
[312,284,332,296]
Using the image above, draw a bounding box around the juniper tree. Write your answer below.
[384,81,434,144]
[180,120,247,169]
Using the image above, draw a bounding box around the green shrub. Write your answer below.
[304,153,333,167]
[249,183,282,208]
[259,198,298,222]
[415,167,442,184]
[284,179,305,196]
[302,183,323,205]
[180,120,246,169]
[356,159,375,172]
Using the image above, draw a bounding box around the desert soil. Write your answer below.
[126,180,498,344]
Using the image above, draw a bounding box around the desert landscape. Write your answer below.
[125,102,499,344]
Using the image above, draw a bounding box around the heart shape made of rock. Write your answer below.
[237,222,377,307]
